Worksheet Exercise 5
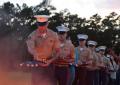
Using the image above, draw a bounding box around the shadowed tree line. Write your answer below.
[0,1,120,69]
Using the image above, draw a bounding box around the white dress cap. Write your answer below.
[34,15,50,22]
[98,46,106,50]
[77,34,88,40]
[56,25,69,32]
[87,40,97,46]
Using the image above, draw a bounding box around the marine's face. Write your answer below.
[88,44,96,50]
[99,49,105,55]
[58,32,67,41]
[79,39,86,46]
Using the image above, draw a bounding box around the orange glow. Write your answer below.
[37,18,47,22]
[0,69,32,85]
[38,26,47,31]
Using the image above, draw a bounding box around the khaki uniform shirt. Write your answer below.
[26,29,60,62]
[89,50,100,70]
[54,40,75,66]
[76,46,93,67]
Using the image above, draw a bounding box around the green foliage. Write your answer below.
[0,1,120,54]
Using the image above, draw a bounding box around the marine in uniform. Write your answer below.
[26,15,60,85]
[87,40,99,85]
[54,26,75,85]
[73,34,93,85]
[97,46,110,85]
[106,49,118,85]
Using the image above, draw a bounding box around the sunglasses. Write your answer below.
[58,31,66,35]
[78,39,86,41]
[99,49,105,52]
[88,44,95,47]
[36,22,47,26]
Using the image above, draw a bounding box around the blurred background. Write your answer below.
[0,0,120,85]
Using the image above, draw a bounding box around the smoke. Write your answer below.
[0,69,32,85]
[0,6,33,85]
[0,26,32,85]
[0,4,56,85]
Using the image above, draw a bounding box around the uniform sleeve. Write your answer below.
[97,53,103,64]
[104,57,111,68]
[87,48,94,60]
[74,47,79,65]
[85,48,94,65]
[70,44,75,59]
[53,33,60,53]
[26,31,36,55]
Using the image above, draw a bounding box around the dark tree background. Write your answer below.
[0,1,120,69]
